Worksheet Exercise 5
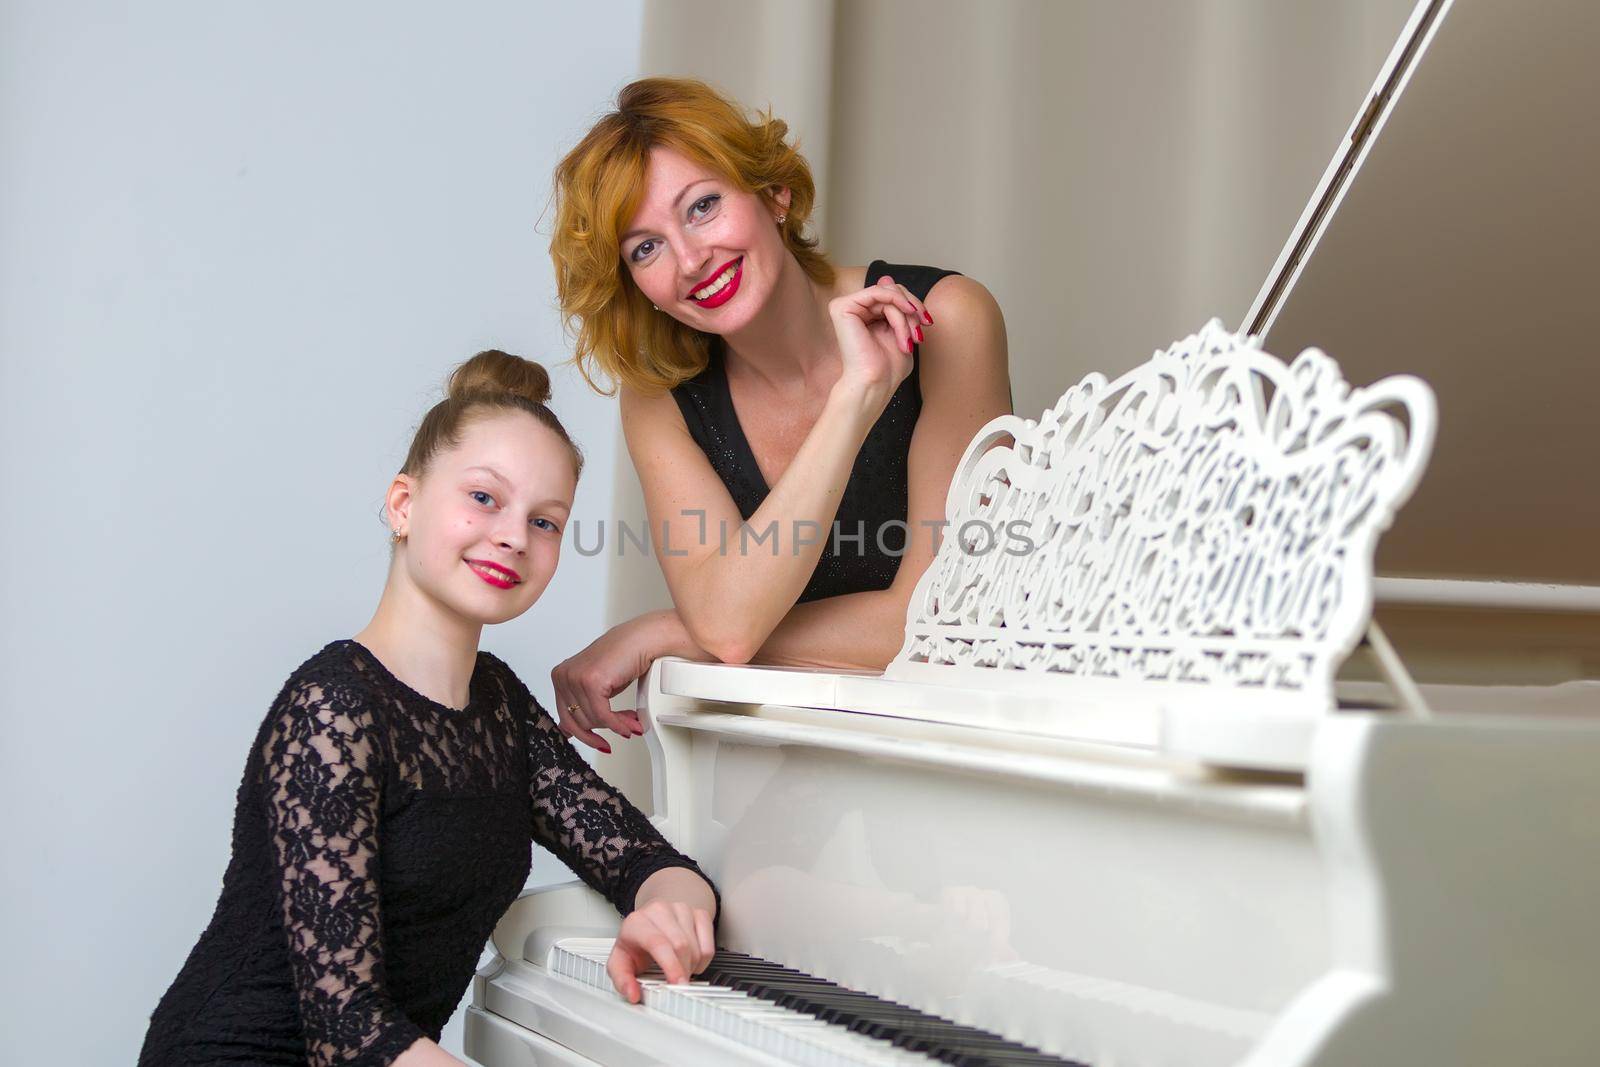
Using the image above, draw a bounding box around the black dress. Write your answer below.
[671,259,961,602]
[138,639,712,1066]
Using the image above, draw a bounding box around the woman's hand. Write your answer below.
[551,609,714,751]
[550,613,664,751]
[828,274,935,411]
[605,898,717,1004]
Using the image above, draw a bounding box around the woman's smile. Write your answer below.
[687,255,743,308]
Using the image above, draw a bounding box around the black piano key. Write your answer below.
[779,991,960,1034]
[694,949,1088,1067]
[713,966,985,1036]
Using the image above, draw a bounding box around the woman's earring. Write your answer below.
[652,304,660,311]
[776,212,787,225]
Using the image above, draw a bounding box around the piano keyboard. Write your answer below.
[549,939,1084,1067]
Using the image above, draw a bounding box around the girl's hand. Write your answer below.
[605,899,717,1004]
[550,616,661,751]
[828,274,935,411]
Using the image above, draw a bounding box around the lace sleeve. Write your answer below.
[513,671,718,915]
[259,677,426,1067]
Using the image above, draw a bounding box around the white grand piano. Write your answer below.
[467,1,1600,1063]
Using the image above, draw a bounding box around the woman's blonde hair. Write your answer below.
[550,77,834,396]
[400,349,583,481]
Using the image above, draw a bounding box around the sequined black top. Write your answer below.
[138,639,712,1066]
[671,260,961,602]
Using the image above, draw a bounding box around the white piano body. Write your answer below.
[468,2,1600,1063]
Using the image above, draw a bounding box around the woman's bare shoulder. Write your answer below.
[922,273,1003,328]
[916,274,1009,394]
[838,262,993,318]
[619,381,695,451]
[619,380,680,419]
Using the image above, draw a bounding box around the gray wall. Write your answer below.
[0,3,640,1062]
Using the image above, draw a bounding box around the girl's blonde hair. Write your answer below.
[550,77,834,395]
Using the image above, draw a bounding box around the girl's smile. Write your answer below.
[464,558,522,589]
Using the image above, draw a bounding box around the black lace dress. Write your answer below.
[138,639,712,1066]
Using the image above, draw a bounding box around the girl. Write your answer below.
[138,351,717,1067]
[546,77,1012,751]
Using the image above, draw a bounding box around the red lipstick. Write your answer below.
[465,559,521,589]
[687,256,743,309]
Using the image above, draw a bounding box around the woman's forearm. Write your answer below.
[749,587,909,671]
[638,608,717,663]
[673,387,881,662]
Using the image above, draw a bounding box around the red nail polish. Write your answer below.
[915,326,924,343]
[599,741,612,754]
[923,309,934,325]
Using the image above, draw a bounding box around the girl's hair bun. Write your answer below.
[395,349,583,488]
[447,349,553,406]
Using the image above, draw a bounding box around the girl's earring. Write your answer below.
[776,212,787,225]
[652,304,659,311]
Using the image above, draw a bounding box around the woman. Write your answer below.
[138,351,718,1067]
[547,77,1012,751]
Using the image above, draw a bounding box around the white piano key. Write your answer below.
[547,940,934,1066]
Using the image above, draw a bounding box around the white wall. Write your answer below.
[0,3,641,1062]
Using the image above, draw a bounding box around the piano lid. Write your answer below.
[1243,0,1600,586]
